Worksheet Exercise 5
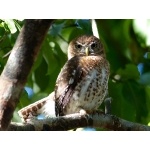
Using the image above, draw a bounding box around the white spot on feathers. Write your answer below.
[69,78,74,84]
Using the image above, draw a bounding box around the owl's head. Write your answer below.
[68,35,105,59]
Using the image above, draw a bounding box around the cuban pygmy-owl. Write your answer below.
[18,35,110,121]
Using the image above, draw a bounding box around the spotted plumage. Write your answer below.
[55,35,110,116]
[18,35,110,121]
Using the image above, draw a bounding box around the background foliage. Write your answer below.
[0,19,150,128]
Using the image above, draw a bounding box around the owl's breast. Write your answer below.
[64,60,109,114]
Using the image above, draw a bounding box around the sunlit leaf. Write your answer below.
[13,20,22,31]
[4,19,17,34]
[133,19,150,46]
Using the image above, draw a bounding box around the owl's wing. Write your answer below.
[55,56,83,116]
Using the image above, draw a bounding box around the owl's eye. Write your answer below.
[91,43,97,49]
[75,44,82,49]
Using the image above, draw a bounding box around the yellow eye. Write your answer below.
[75,44,82,49]
[91,43,97,49]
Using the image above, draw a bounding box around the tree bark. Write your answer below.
[0,19,54,130]
[7,112,150,131]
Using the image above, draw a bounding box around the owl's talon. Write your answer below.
[104,97,112,114]
[79,109,87,115]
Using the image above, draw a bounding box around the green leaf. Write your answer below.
[30,92,48,103]
[18,89,30,108]
[145,52,150,60]
[49,21,66,36]
[139,72,150,85]
[109,80,136,121]
[4,19,17,34]
[13,20,22,31]
[117,64,140,80]
[0,26,5,38]
[123,81,148,123]
[76,19,92,34]
[42,38,59,75]
[33,58,50,92]
[109,80,148,123]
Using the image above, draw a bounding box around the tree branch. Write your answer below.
[7,112,150,131]
[0,19,54,130]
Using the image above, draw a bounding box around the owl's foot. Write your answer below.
[79,109,104,116]
[79,109,87,115]
[25,113,38,123]
[90,109,104,115]
[104,97,112,114]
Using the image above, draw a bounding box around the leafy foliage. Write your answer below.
[0,19,150,127]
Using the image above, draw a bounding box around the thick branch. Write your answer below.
[0,19,54,130]
[8,112,150,131]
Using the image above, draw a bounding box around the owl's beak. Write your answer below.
[85,47,89,56]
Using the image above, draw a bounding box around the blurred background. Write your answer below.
[0,19,150,129]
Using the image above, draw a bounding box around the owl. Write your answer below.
[18,35,110,121]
